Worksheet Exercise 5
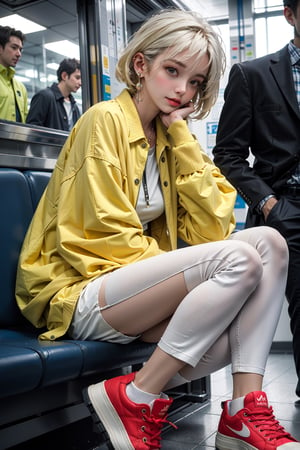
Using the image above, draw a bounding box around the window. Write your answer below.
[0,3,82,110]
[254,0,294,57]
[254,0,283,13]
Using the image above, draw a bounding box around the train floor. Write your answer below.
[11,351,300,449]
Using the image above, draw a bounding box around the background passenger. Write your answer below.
[213,0,300,406]
[15,9,298,450]
[0,25,27,123]
[26,57,81,131]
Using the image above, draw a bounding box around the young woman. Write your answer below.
[15,9,299,450]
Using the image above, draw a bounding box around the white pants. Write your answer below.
[69,227,288,382]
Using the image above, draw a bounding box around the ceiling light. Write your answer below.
[44,40,80,59]
[0,14,45,34]
[47,74,57,82]
[47,62,59,71]
[24,69,38,78]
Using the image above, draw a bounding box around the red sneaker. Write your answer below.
[216,391,300,449]
[83,372,175,449]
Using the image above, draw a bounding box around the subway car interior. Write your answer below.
[0,0,300,448]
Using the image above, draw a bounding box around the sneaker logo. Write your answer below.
[256,394,268,407]
[159,405,170,417]
[227,424,251,438]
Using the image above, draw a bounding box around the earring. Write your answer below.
[135,72,143,103]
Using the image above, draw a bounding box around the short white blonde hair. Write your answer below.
[116,9,226,120]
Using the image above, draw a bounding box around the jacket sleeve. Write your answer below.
[55,109,164,278]
[168,120,236,245]
[213,63,275,211]
[26,90,50,126]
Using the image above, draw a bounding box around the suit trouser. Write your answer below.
[247,193,300,396]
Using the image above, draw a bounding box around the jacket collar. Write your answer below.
[116,89,169,151]
[0,64,15,81]
[270,44,300,119]
[50,82,76,104]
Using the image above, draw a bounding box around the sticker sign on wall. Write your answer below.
[206,122,218,149]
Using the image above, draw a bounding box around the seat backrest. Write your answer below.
[23,170,52,209]
[0,168,51,327]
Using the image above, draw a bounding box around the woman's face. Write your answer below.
[137,47,209,115]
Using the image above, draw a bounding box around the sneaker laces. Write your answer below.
[142,412,178,449]
[246,406,294,442]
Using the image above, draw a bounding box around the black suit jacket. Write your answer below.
[213,44,300,222]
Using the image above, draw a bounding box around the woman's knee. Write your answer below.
[211,240,263,292]
[233,226,289,272]
[248,226,288,270]
[258,225,288,252]
[234,241,263,287]
[183,240,262,293]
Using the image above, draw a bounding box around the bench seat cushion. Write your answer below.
[0,344,42,398]
[70,339,155,376]
[0,328,155,398]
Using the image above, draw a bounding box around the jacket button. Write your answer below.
[163,181,168,187]
[161,156,166,163]
[134,178,140,185]
[141,143,147,148]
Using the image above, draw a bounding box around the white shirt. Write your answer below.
[63,98,73,131]
[136,146,164,231]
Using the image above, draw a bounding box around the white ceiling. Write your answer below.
[0,0,228,95]
[0,0,229,57]
[0,0,79,69]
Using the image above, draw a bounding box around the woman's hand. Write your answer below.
[160,102,195,129]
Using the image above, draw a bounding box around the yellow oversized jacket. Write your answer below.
[0,64,28,123]
[15,89,236,340]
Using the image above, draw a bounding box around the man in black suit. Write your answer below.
[213,0,300,403]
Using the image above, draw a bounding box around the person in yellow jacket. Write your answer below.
[0,25,28,123]
[15,9,298,450]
